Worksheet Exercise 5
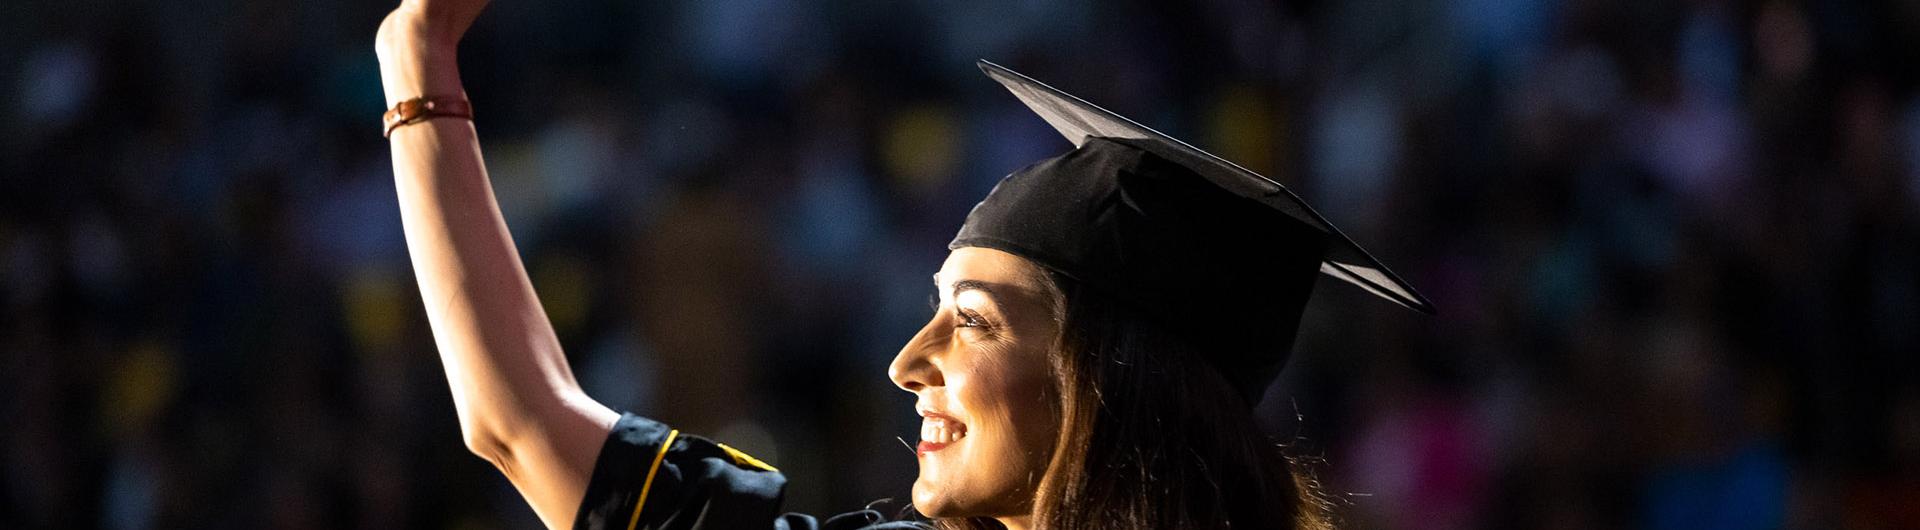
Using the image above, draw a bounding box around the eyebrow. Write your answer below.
[952,279,996,300]
[932,274,1002,303]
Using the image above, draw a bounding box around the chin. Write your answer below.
[913,476,1026,521]
[912,478,959,517]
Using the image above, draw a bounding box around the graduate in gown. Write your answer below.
[376,1,1431,528]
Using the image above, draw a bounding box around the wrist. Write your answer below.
[384,96,474,137]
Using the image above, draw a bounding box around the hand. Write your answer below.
[398,0,492,38]
[375,0,488,105]
[376,0,490,57]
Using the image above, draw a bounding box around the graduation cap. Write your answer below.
[951,61,1433,403]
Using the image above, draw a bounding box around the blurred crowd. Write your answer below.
[3,0,1917,528]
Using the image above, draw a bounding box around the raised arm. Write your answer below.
[375,2,619,528]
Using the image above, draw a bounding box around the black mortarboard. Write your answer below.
[952,61,1434,403]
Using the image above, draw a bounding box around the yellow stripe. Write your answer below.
[626,429,679,530]
[714,442,778,472]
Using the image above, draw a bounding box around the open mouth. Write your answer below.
[917,413,968,455]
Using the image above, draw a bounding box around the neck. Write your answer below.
[996,515,1033,530]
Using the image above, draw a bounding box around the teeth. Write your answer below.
[920,416,967,444]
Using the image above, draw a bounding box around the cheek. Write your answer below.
[972,355,1056,444]
[911,318,1063,517]
[955,343,1060,479]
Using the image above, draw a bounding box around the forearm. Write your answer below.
[379,20,615,528]
[390,111,599,445]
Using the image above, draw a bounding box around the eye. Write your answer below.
[953,308,987,329]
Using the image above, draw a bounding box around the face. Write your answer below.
[889,247,1063,521]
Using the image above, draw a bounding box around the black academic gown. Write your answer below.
[573,413,928,530]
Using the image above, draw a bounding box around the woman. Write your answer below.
[376,1,1432,529]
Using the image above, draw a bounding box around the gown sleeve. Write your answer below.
[571,413,927,530]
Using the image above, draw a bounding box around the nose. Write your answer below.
[889,316,945,392]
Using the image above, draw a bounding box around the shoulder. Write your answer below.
[575,413,933,530]
[575,413,786,529]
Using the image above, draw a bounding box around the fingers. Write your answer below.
[385,0,488,45]
[403,0,490,30]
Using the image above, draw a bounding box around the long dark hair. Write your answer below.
[932,270,1337,530]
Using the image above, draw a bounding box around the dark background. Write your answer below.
[4,0,1917,528]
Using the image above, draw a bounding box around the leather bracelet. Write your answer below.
[383,96,474,138]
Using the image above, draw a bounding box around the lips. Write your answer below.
[917,413,968,455]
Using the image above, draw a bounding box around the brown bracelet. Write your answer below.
[383,96,474,138]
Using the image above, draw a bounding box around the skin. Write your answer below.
[891,247,1064,530]
[378,2,617,528]
[378,1,1061,528]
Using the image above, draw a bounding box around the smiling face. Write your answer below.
[889,247,1064,525]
